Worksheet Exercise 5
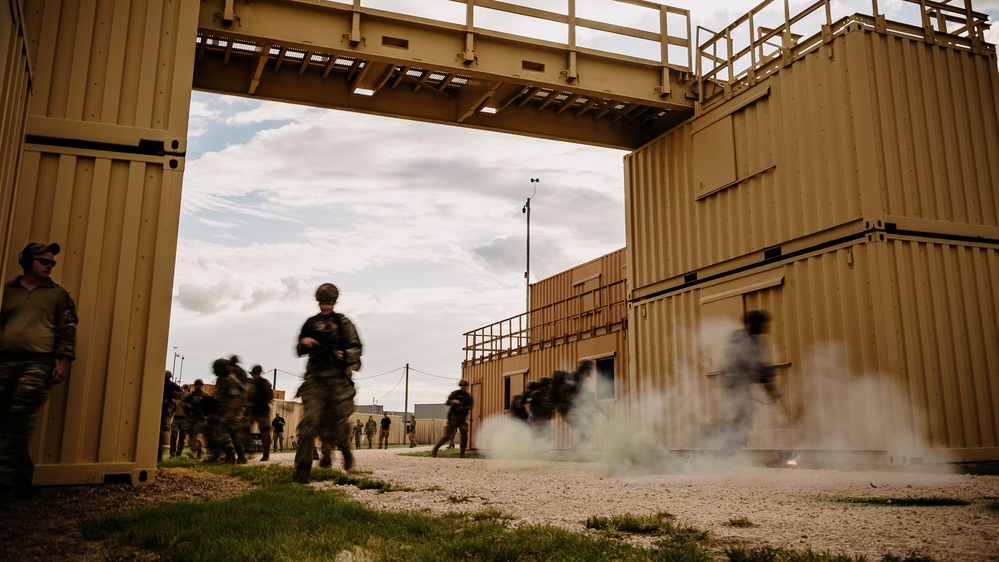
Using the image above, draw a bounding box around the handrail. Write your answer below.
[463,279,628,364]
[695,0,993,108]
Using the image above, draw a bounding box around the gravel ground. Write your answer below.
[2,447,998,561]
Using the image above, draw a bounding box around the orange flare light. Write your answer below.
[786,459,798,466]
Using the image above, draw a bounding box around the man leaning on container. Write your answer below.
[0,242,78,496]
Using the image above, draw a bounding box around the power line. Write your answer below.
[408,366,459,381]
[374,369,406,402]
[353,366,405,381]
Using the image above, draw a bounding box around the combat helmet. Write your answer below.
[316,283,339,303]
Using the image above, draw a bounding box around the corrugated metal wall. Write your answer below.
[625,17,999,463]
[464,250,631,451]
[4,0,198,485]
[630,236,999,463]
[625,25,999,296]
[1,0,32,279]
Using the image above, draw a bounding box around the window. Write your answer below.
[503,376,511,410]
[595,356,615,401]
[502,372,524,411]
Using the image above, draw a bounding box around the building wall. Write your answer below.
[6,0,197,485]
[463,249,630,451]
[625,24,999,298]
[625,19,999,463]
[1,0,32,280]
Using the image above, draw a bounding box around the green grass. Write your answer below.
[84,461,941,561]
[726,516,756,528]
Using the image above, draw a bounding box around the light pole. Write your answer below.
[178,355,185,384]
[171,347,178,377]
[522,178,539,313]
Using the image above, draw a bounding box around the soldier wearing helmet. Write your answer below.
[292,283,363,482]
[431,379,474,458]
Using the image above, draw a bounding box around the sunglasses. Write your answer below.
[34,258,57,267]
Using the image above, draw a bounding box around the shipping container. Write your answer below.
[629,234,998,464]
[3,0,197,485]
[0,0,32,278]
[464,249,630,452]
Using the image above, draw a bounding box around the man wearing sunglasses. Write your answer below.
[0,242,78,495]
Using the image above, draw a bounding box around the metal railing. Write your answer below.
[696,0,993,108]
[463,279,628,364]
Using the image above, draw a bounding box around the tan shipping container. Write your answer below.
[464,249,630,452]
[3,0,197,485]
[629,233,999,464]
[1,0,32,277]
[625,19,999,294]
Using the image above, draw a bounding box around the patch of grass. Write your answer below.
[984,501,999,513]
[823,496,970,507]
[880,552,938,562]
[585,511,678,535]
[404,448,483,459]
[725,546,937,561]
[82,485,672,562]
[158,455,405,492]
[726,516,756,528]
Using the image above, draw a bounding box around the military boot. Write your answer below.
[261,452,269,462]
[293,463,311,484]
[223,450,237,465]
[431,444,440,458]
[460,449,466,459]
[319,452,332,468]
[340,446,354,471]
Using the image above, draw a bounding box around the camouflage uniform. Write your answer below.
[353,420,363,449]
[293,284,362,482]
[0,255,78,489]
[250,367,273,461]
[364,417,377,448]
[228,358,253,463]
[207,359,245,463]
[169,390,188,457]
[432,381,473,458]
[378,414,391,449]
[159,374,182,460]
[181,383,210,459]
[719,311,772,456]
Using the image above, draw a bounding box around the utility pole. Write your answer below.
[403,363,410,424]
[523,179,538,313]
[272,368,277,393]
[171,347,177,376]
[178,355,185,384]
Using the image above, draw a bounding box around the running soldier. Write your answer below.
[249,365,273,461]
[293,283,363,483]
[207,358,245,464]
[181,379,210,459]
[431,380,473,458]
[169,383,189,457]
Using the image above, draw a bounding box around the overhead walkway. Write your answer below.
[194,0,697,150]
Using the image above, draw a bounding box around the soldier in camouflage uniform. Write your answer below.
[353,419,363,449]
[169,383,189,457]
[0,242,77,493]
[181,378,210,459]
[159,371,182,461]
[293,283,363,483]
[431,380,474,458]
[364,415,377,449]
[249,365,273,461]
[227,356,253,464]
[207,358,245,464]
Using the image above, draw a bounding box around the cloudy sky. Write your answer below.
[167,0,999,411]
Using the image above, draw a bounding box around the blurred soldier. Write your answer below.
[227,356,252,464]
[353,419,363,449]
[0,242,77,494]
[432,380,473,458]
[553,359,601,445]
[407,416,418,448]
[364,415,377,449]
[271,413,286,452]
[293,283,362,483]
[181,378,210,459]
[169,383,190,457]
[160,371,183,461]
[207,358,245,464]
[525,377,554,434]
[249,365,273,461]
[719,310,774,457]
[378,413,391,449]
